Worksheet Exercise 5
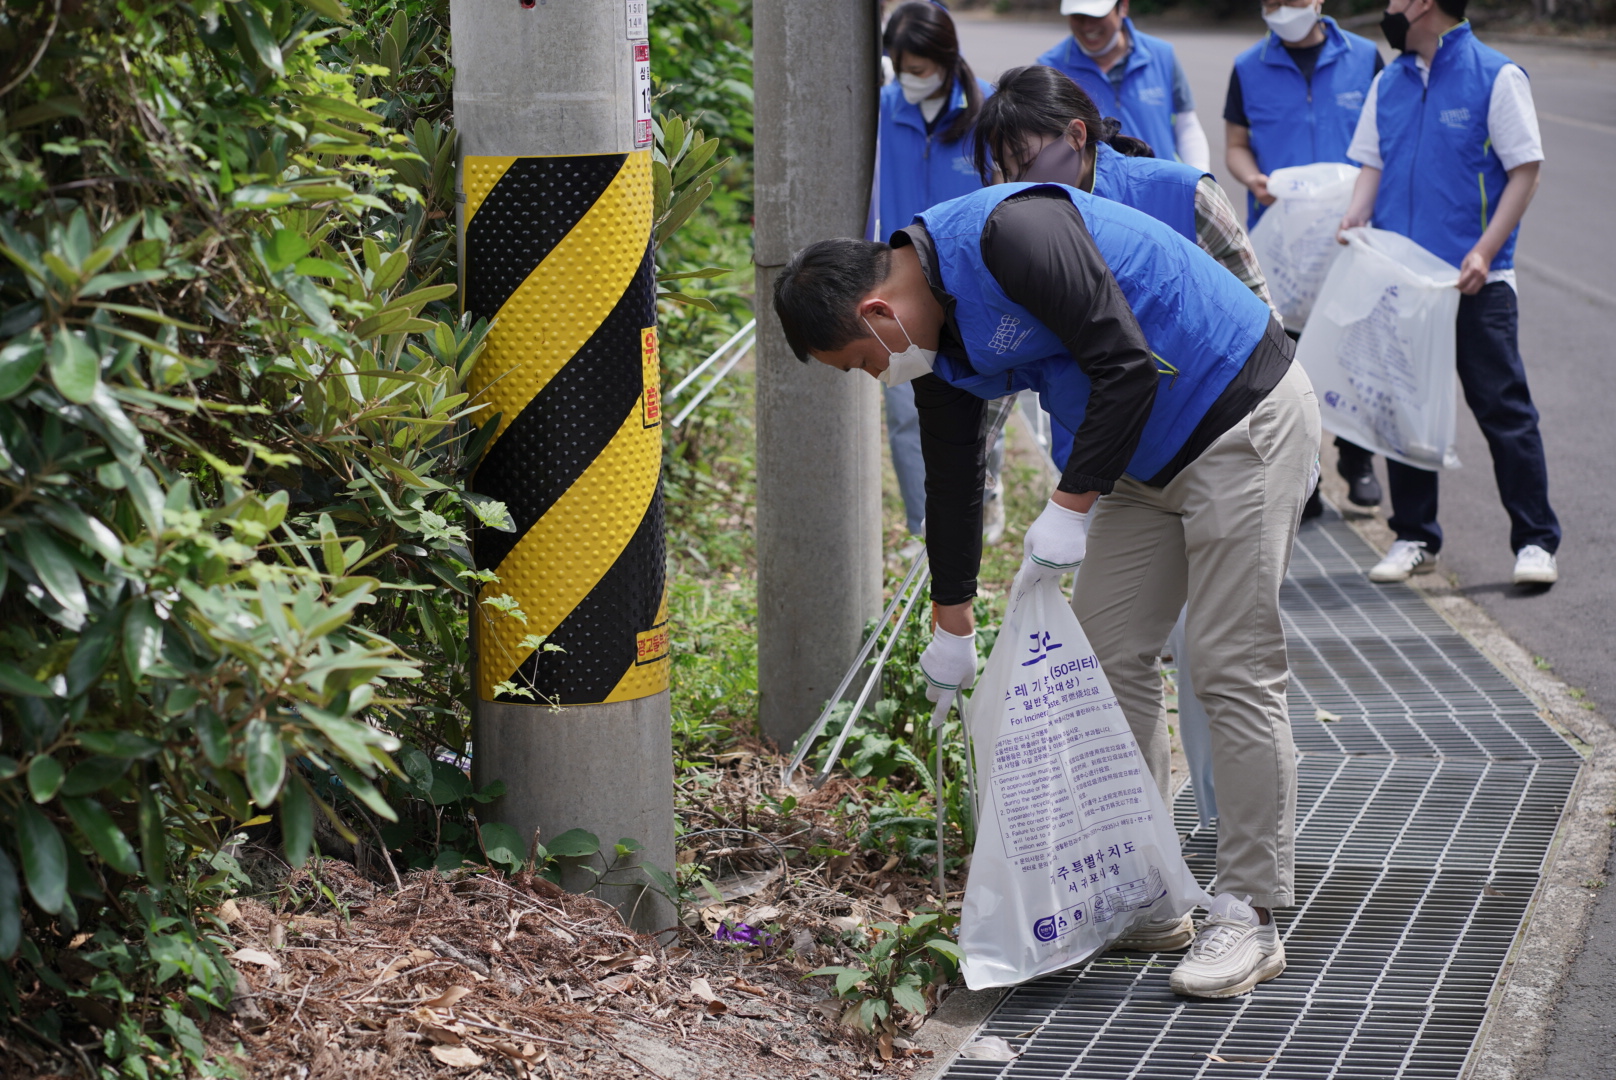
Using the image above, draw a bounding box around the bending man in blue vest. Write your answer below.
[772,183,1320,999]
[1339,0,1560,586]
[1226,0,1386,519]
[1037,0,1210,171]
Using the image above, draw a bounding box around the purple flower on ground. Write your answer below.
[714,921,775,947]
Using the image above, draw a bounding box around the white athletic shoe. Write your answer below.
[1368,540,1432,583]
[983,478,1006,546]
[1512,545,1558,585]
[1169,894,1285,999]
[1109,912,1195,953]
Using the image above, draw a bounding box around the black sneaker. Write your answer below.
[1301,485,1324,521]
[1344,468,1382,508]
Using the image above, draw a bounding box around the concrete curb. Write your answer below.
[911,986,1008,1079]
[1317,471,1616,1080]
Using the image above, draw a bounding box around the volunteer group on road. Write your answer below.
[773,0,1560,1000]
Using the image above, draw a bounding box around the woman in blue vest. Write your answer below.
[1036,0,1210,172]
[772,183,1320,1000]
[874,2,998,545]
[1339,0,1559,587]
[1225,0,1386,517]
[973,64,1276,474]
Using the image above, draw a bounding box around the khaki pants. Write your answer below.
[1071,363,1320,909]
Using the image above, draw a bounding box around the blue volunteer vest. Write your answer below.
[1037,21,1183,165]
[918,184,1272,482]
[873,77,994,242]
[1232,18,1381,227]
[1090,140,1204,242]
[1371,22,1521,270]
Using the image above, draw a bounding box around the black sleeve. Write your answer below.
[912,371,987,607]
[1223,67,1248,127]
[979,190,1157,496]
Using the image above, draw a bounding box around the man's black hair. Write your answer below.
[1434,0,1467,19]
[771,238,892,363]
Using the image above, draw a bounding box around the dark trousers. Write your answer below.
[1385,281,1560,555]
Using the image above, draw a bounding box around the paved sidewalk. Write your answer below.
[929,511,1590,1080]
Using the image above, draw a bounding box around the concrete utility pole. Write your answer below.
[453,0,674,934]
[753,1,885,751]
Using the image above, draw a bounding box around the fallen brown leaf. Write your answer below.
[428,1044,485,1068]
[231,948,281,970]
[423,985,473,1008]
[689,977,718,1002]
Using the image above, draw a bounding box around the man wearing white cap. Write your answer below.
[1036,0,1211,172]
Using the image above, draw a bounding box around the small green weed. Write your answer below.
[808,909,964,1039]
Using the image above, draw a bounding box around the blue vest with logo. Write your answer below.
[1037,21,1183,165]
[918,184,1272,482]
[1370,22,1521,270]
[1232,18,1381,227]
[873,77,994,242]
[1090,140,1204,242]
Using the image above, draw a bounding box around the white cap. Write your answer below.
[1060,0,1119,15]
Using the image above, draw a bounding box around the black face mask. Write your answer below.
[1380,9,1413,52]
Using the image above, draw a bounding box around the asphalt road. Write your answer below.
[957,14,1616,1075]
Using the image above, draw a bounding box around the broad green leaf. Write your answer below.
[244,720,286,806]
[27,755,64,803]
[64,614,118,698]
[293,0,351,22]
[837,968,869,996]
[21,530,88,617]
[301,96,383,126]
[478,821,525,871]
[76,730,161,759]
[263,228,311,273]
[46,330,100,404]
[0,663,51,697]
[279,778,313,867]
[891,977,928,1016]
[426,757,471,806]
[138,782,166,887]
[39,504,124,564]
[924,938,964,962]
[547,828,600,859]
[0,334,44,400]
[0,849,19,957]
[657,266,731,281]
[123,599,164,679]
[229,0,284,74]
[61,756,131,797]
[62,797,140,875]
[16,803,67,914]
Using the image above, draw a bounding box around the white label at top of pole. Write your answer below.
[632,41,652,148]
[626,0,648,38]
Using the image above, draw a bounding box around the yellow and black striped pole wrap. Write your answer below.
[464,151,668,706]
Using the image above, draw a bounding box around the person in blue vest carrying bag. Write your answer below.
[1337,0,1560,586]
[1036,0,1211,172]
[1226,0,1386,519]
[770,181,1321,999]
[874,2,1004,547]
[973,64,1278,479]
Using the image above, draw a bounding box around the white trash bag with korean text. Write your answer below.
[1248,162,1360,332]
[958,567,1210,990]
[1296,226,1462,470]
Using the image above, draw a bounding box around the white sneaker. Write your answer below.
[1512,545,1558,585]
[1368,540,1432,583]
[1109,912,1195,953]
[983,478,1006,546]
[1169,894,1285,999]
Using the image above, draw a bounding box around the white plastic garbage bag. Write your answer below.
[1296,227,1462,470]
[958,567,1211,990]
[1248,162,1360,332]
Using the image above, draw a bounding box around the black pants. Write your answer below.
[1385,281,1560,555]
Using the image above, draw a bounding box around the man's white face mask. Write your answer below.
[1076,27,1123,58]
[898,70,945,105]
[864,313,936,387]
[1263,3,1320,43]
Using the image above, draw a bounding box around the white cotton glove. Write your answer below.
[1022,498,1092,581]
[919,625,977,703]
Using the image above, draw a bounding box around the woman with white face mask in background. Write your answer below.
[1225,0,1387,520]
[872,2,1004,548]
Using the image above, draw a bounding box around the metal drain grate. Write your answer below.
[942,515,1584,1080]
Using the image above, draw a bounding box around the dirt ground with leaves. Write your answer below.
[193,757,962,1080]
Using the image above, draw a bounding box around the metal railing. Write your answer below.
[666,318,756,428]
